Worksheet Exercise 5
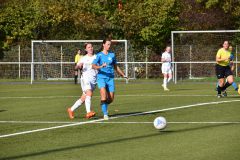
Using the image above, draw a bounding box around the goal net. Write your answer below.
[31,40,131,84]
[171,30,240,83]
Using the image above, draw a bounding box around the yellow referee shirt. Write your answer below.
[216,48,231,66]
[74,54,83,64]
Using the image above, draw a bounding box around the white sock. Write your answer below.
[163,77,167,87]
[167,77,172,83]
[71,99,83,111]
[85,96,91,113]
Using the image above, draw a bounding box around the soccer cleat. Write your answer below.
[222,90,227,97]
[161,84,165,89]
[67,108,74,119]
[217,94,222,98]
[85,111,96,119]
[103,115,109,120]
[164,87,170,91]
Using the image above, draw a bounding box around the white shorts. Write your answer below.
[161,65,172,74]
[80,78,96,93]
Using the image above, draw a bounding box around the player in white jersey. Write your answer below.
[161,46,172,91]
[67,43,97,119]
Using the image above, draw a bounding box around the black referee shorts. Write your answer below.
[215,64,233,79]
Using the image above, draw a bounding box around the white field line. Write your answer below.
[1,94,239,99]
[0,99,240,138]
[0,121,240,124]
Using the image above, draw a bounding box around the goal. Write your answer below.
[31,40,130,84]
[171,30,240,83]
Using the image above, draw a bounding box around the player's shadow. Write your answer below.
[110,111,165,118]
[1,123,236,160]
[225,96,240,98]
[110,111,143,117]
[0,110,7,112]
[174,88,196,91]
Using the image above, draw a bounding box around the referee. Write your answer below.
[215,41,234,98]
[74,49,83,84]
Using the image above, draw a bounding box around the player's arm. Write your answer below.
[76,62,83,70]
[114,64,128,79]
[230,59,235,71]
[161,57,166,62]
[92,54,106,70]
[161,55,166,62]
[231,63,235,71]
[92,63,107,70]
[161,54,169,62]
[216,55,230,62]
[216,50,229,62]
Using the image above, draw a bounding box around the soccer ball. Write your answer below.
[153,116,167,130]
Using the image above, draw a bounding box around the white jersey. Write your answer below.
[161,51,172,74]
[78,54,97,84]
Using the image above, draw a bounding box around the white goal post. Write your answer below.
[31,40,128,84]
[171,30,240,84]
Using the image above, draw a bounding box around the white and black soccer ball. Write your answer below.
[153,116,167,130]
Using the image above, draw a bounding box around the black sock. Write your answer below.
[74,75,78,84]
[222,82,231,91]
[217,86,222,94]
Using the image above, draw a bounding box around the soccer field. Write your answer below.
[0,80,240,160]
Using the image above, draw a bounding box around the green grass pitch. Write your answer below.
[0,80,240,160]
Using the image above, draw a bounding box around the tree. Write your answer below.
[178,0,237,30]
[111,0,180,51]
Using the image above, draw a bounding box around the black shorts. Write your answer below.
[215,64,233,79]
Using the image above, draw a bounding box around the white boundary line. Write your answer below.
[0,99,240,138]
[0,94,239,99]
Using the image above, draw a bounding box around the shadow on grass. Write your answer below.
[110,111,164,118]
[1,123,237,160]
[224,96,240,99]
[0,110,7,112]
[110,111,143,117]
[173,88,197,91]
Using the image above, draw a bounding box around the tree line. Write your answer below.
[0,0,240,58]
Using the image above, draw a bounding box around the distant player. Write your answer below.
[215,41,235,98]
[92,38,127,120]
[68,43,97,119]
[161,46,172,91]
[74,49,84,84]
[228,45,238,91]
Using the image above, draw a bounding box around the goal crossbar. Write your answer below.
[31,40,128,84]
[171,30,240,83]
